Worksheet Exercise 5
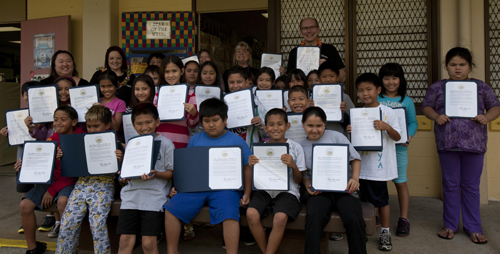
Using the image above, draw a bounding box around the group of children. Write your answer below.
[2,49,421,254]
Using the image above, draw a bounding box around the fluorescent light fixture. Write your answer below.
[10,41,21,44]
[0,27,21,32]
[262,13,268,18]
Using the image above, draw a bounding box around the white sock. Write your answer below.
[46,215,55,217]
[381,227,390,234]
[55,221,61,225]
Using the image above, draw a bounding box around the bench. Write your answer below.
[43,200,375,254]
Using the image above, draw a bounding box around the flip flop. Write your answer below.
[470,233,488,244]
[437,228,454,240]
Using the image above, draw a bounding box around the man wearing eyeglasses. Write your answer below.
[285,17,346,83]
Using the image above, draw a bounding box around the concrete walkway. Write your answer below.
[0,163,498,253]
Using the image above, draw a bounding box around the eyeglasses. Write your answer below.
[300,25,318,31]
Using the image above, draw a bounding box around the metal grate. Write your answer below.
[280,0,346,69]
[489,0,500,98]
[355,0,429,104]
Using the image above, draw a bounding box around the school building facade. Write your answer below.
[0,0,499,202]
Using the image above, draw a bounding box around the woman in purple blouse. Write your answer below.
[422,47,500,244]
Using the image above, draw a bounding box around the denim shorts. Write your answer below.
[23,184,74,210]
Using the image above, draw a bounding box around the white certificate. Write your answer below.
[195,85,221,106]
[18,142,56,183]
[283,90,291,112]
[69,86,99,123]
[253,145,288,190]
[313,84,343,122]
[311,145,349,192]
[393,108,408,145]
[120,135,154,178]
[445,81,478,118]
[6,109,35,146]
[285,113,307,143]
[255,90,283,111]
[123,113,139,143]
[84,132,119,175]
[350,108,382,150]
[181,55,199,65]
[296,46,320,75]
[157,84,189,121]
[208,147,242,190]
[261,53,282,79]
[28,85,58,123]
[224,89,255,129]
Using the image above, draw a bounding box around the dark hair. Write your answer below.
[130,75,155,108]
[355,73,381,88]
[54,76,76,87]
[318,61,340,76]
[286,69,306,85]
[288,85,309,99]
[48,50,78,82]
[198,49,211,57]
[132,102,159,123]
[302,106,327,124]
[55,105,78,121]
[227,65,248,80]
[184,61,200,83]
[445,47,475,68]
[198,61,221,86]
[105,46,128,72]
[85,104,112,124]
[299,17,319,28]
[265,108,288,125]
[307,70,319,80]
[258,67,276,84]
[199,98,228,122]
[247,71,256,86]
[144,65,160,75]
[21,81,40,95]
[147,53,165,66]
[378,63,407,102]
[274,75,289,89]
[98,70,119,87]
[159,55,184,85]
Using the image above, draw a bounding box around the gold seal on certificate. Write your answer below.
[157,84,189,121]
[349,108,383,151]
[311,144,349,192]
[122,113,140,143]
[195,85,221,106]
[392,108,408,144]
[285,113,307,143]
[261,53,282,79]
[27,85,59,124]
[252,144,289,191]
[444,81,478,118]
[312,84,343,122]
[224,89,255,129]
[18,141,57,184]
[209,147,243,190]
[69,85,99,123]
[256,90,284,111]
[5,109,36,146]
[84,132,119,175]
[120,134,155,179]
[296,46,320,75]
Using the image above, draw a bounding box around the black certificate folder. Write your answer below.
[174,146,244,193]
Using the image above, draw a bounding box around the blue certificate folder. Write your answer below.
[174,146,244,193]
[251,143,290,191]
[310,144,350,193]
[119,134,162,180]
[17,141,58,184]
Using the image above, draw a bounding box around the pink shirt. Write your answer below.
[101,97,126,118]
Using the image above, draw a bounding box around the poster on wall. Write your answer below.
[146,21,171,40]
[33,33,55,70]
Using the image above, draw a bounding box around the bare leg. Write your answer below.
[56,196,68,218]
[379,205,390,229]
[394,182,409,219]
[118,235,136,254]
[266,213,288,254]
[246,208,266,253]
[142,236,159,254]
[222,219,240,254]
[20,199,37,250]
[165,210,181,254]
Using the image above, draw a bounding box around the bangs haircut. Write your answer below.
[98,70,119,87]
[198,61,221,85]
[227,65,248,80]
[288,85,309,98]
[159,55,185,85]
[258,67,276,83]
[302,106,327,124]
[147,52,165,65]
[21,81,40,95]
[378,63,407,102]
[144,65,159,75]
[130,74,156,108]
[54,76,76,87]
[131,103,159,123]
[199,98,228,122]
[286,69,306,84]
[265,108,288,125]
[355,73,381,88]
[318,61,340,76]
[274,75,288,89]
[85,105,112,124]
[55,105,78,121]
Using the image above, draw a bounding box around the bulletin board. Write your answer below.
[121,11,195,74]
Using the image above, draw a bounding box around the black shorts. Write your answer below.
[248,191,301,221]
[358,179,389,208]
[16,172,34,193]
[116,209,164,236]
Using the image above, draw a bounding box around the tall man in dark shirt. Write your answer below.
[286,18,346,83]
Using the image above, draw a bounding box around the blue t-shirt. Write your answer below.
[378,95,418,152]
[188,130,252,165]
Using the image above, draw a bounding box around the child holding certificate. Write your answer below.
[117,103,175,254]
[97,71,126,132]
[422,47,500,244]
[378,63,418,237]
[184,60,200,91]
[56,105,124,253]
[246,109,306,254]
[154,55,199,148]
[164,98,252,254]
[299,107,366,254]
[18,106,84,253]
[126,75,155,113]
[348,73,401,251]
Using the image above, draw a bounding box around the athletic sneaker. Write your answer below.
[47,223,60,238]
[221,240,226,250]
[396,218,410,237]
[18,226,24,234]
[243,232,256,246]
[38,216,55,232]
[329,233,344,241]
[25,241,47,254]
[379,229,392,251]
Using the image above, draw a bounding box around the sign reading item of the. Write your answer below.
[146,21,171,39]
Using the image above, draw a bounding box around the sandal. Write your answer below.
[437,228,454,240]
[183,223,195,241]
[469,233,488,244]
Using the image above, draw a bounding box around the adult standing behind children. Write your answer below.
[284,18,346,83]
[223,41,260,92]
[40,50,89,86]
[422,47,500,244]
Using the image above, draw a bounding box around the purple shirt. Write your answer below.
[421,79,500,154]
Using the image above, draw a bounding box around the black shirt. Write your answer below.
[286,43,345,74]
